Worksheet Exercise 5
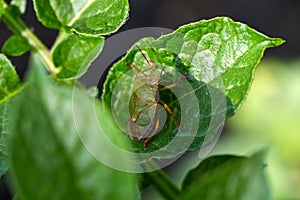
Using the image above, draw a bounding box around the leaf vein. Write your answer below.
[68,0,95,26]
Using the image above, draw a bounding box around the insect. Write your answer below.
[127,46,186,149]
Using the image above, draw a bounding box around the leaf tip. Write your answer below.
[270,38,285,47]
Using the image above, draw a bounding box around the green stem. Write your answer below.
[144,167,180,200]
[50,31,68,53]
[1,3,59,75]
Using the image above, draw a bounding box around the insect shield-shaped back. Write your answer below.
[126,47,187,149]
[128,63,161,139]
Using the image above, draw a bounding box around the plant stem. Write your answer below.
[50,31,68,53]
[1,3,59,75]
[144,167,180,199]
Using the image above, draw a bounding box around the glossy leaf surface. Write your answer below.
[180,152,269,200]
[2,34,30,56]
[102,17,284,157]
[9,59,138,200]
[52,34,104,79]
[33,0,129,35]
[0,54,21,103]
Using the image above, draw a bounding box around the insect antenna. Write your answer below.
[135,44,152,67]
[146,43,166,79]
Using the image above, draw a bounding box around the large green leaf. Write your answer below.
[0,151,7,177]
[33,0,129,35]
[102,17,284,157]
[0,54,21,103]
[8,58,138,200]
[0,101,12,177]
[0,96,20,177]
[2,34,30,56]
[180,151,269,200]
[52,34,104,80]
[0,54,21,177]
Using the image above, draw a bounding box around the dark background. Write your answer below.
[0,0,299,199]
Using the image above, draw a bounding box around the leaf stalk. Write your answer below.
[144,166,180,200]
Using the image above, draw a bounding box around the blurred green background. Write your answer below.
[212,59,300,199]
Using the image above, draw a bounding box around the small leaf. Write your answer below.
[9,57,138,200]
[33,0,129,35]
[180,151,269,200]
[52,34,104,79]
[10,0,26,15]
[0,54,21,103]
[2,34,30,56]
[102,17,284,158]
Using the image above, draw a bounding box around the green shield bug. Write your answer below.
[128,46,186,149]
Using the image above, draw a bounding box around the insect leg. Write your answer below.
[125,63,142,76]
[159,76,187,91]
[143,117,160,149]
[158,99,183,131]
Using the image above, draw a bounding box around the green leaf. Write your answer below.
[10,0,26,15]
[52,34,104,79]
[181,155,236,188]
[102,17,284,157]
[0,1,4,17]
[0,53,21,103]
[0,150,8,177]
[0,54,21,177]
[0,97,20,177]
[9,57,138,200]
[180,151,269,200]
[0,93,21,177]
[2,34,30,56]
[33,0,129,35]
